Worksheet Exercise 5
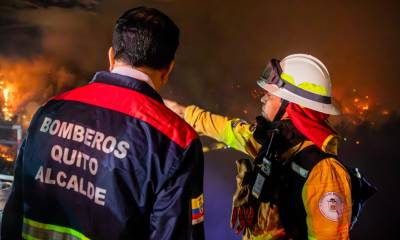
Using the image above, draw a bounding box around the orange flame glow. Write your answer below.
[0,145,15,162]
[0,58,76,128]
[0,83,14,121]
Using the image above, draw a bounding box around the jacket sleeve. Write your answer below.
[1,138,26,240]
[184,105,261,158]
[150,138,205,240]
[302,158,352,240]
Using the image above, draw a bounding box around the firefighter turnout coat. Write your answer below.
[2,72,205,240]
[184,105,351,240]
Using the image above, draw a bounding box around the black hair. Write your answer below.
[112,7,180,69]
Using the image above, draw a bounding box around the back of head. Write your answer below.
[112,7,180,69]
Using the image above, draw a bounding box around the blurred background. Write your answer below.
[0,0,399,239]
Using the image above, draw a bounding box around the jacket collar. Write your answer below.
[90,71,163,104]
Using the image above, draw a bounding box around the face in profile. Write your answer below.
[260,91,282,121]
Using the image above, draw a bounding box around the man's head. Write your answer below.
[109,7,180,90]
[257,54,340,121]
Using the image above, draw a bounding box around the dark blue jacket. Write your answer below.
[1,72,205,240]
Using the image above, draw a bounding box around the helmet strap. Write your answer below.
[273,99,289,122]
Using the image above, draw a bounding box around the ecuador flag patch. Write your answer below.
[191,194,204,225]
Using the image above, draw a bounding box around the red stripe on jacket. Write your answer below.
[52,82,197,149]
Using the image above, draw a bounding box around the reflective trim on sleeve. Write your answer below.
[22,217,90,240]
[291,161,309,178]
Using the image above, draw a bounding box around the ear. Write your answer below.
[160,60,176,85]
[108,47,116,71]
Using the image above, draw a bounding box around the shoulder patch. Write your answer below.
[318,192,344,221]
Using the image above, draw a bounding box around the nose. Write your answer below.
[260,94,268,104]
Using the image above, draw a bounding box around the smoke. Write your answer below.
[2,0,399,119]
[4,0,101,11]
[0,0,105,129]
[0,1,400,238]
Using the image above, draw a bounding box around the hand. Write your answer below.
[230,205,255,234]
[164,99,186,118]
[230,158,257,235]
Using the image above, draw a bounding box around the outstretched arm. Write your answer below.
[165,99,261,159]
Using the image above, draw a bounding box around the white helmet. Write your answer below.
[257,54,340,115]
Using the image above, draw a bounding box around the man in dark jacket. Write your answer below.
[2,7,205,240]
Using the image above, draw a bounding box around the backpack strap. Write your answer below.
[290,143,336,179]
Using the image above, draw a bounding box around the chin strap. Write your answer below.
[273,99,289,122]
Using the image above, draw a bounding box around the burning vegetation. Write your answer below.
[0,57,76,168]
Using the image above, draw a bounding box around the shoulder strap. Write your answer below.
[290,144,336,179]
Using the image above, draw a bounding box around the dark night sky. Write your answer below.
[0,1,399,239]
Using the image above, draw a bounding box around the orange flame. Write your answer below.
[0,145,15,162]
[0,80,14,121]
[362,105,369,111]
[0,57,76,128]
[1,86,13,121]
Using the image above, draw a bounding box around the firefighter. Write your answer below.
[2,7,205,240]
[165,54,352,239]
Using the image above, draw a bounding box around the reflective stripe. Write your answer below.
[297,82,328,96]
[280,72,331,103]
[291,161,309,178]
[225,122,237,149]
[23,217,90,240]
[280,72,329,96]
[280,72,295,85]
[22,233,41,240]
[223,119,248,151]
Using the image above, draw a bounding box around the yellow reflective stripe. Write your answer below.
[280,72,295,85]
[22,232,41,240]
[280,72,329,96]
[223,120,244,151]
[23,217,90,240]
[297,82,328,96]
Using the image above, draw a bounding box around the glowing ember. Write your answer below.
[340,88,377,126]
[382,110,389,116]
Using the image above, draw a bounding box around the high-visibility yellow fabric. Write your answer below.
[22,217,89,240]
[303,159,352,240]
[280,72,329,96]
[184,105,260,158]
[184,105,351,240]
